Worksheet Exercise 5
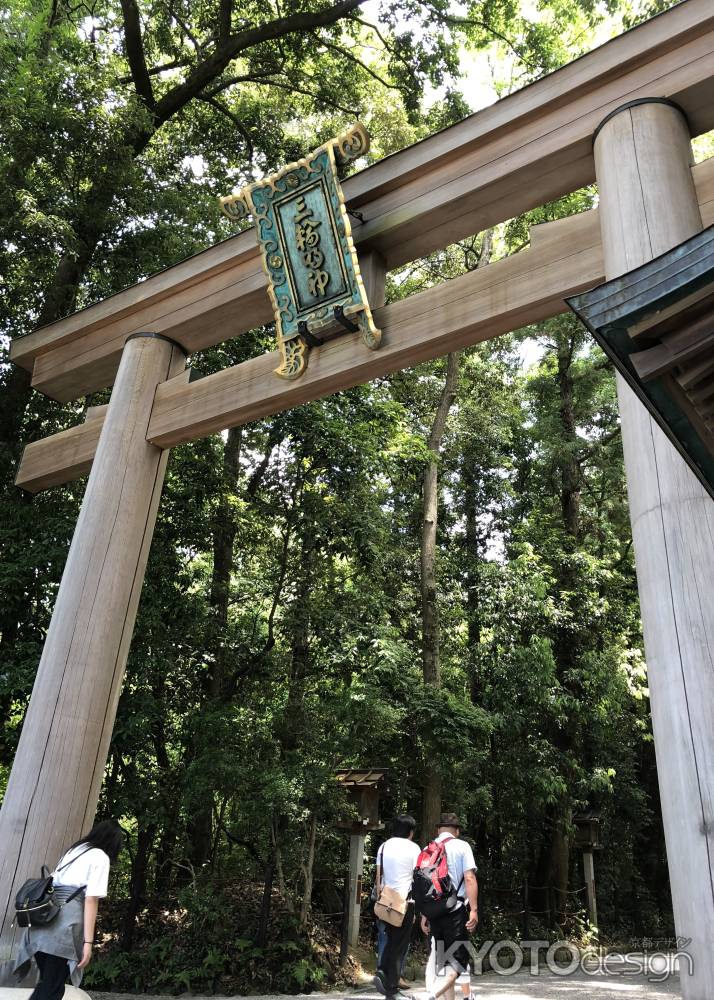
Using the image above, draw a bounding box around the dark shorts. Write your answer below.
[430,905,471,975]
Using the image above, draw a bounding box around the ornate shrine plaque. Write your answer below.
[220,123,381,379]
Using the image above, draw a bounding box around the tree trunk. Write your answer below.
[120,824,155,950]
[299,813,318,929]
[461,232,492,701]
[274,821,295,916]
[557,336,581,545]
[256,851,276,948]
[535,330,582,927]
[155,796,181,895]
[463,458,483,706]
[550,822,570,929]
[208,425,243,699]
[420,351,460,839]
[188,426,242,869]
[151,679,181,895]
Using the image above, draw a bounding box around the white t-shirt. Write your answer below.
[54,844,111,898]
[378,836,421,899]
[436,832,477,905]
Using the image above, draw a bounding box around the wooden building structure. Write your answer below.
[568,224,714,495]
[2,2,714,995]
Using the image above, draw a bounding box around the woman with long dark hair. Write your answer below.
[14,819,123,1000]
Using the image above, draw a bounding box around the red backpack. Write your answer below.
[412,835,462,917]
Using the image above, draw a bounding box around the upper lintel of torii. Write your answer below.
[9,0,714,495]
[10,0,714,403]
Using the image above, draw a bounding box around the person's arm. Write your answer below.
[78,895,99,969]
[373,845,383,902]
[464,870,478,931]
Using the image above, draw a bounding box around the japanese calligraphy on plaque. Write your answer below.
[220,123,381,379]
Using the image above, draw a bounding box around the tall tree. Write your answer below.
[420,351,460,836]
[419,231,492,837]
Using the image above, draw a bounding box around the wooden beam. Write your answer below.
[149,207,604,447]
[15,157,714,492]
[27,254,270,404]
[679,349,714,390]
[0,334,186,948]
[630,306,714,381]
[9,0,714,402]
[594,99,714,998]
[16,205,601,489]
[16,406,107,494]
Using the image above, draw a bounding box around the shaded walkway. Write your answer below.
[83,964,682,1000]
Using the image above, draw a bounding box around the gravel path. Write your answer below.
[87,965,682,1000]
[0,962,683,1000]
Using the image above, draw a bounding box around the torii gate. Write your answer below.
[2,1,714,994]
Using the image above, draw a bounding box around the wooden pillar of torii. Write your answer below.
[594,99,714,998]
[0,333,185,970]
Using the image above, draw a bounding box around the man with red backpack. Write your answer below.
[412,813,478,1000]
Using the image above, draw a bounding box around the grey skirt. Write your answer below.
[13,885,86,987]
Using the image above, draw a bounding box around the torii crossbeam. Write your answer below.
[2,3,714,996]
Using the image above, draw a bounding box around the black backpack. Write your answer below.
[14,847,91,928]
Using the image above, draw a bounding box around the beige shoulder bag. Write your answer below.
[373,845,407,927]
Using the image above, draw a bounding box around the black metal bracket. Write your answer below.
[298,321,323,348]
[333,305,360,333]
[298,306,361,348]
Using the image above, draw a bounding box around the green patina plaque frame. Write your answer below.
[220,123,381,379]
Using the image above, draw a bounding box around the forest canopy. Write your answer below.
[0,0,683,992]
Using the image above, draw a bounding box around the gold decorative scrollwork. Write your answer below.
[359,310,381,351]
[219,193,251,222]
[275,337,307,379]
[334,122,370,166]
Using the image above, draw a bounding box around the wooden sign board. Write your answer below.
[220,124,380,379]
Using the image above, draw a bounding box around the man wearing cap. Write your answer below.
[421,813,478,1000]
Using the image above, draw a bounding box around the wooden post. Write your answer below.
[339,874,350,966]
[358,250,387,308]
[346,832,366,949]
[522,880,530,941]
[582,851,598,932]
[594,99,714,998]
[0,333,185,969]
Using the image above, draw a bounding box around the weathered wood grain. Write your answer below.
[14,203,602,491]
[15,406,107,493]
[0,335,185,949]
[146,208,604,448]
[15,157,714,491]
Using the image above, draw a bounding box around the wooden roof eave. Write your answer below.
[566,225,714,498]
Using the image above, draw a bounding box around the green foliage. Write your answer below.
[84,888,335,995]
